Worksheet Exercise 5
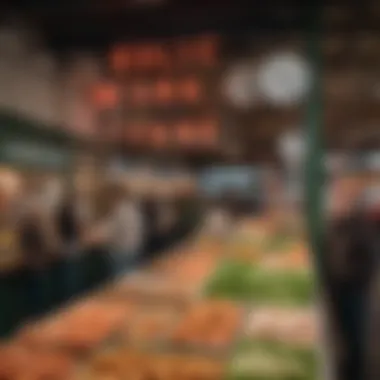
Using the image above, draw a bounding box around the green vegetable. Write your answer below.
[227,340,318,380]
[204,260,314,306]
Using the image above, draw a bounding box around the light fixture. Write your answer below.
[257,52,311,106]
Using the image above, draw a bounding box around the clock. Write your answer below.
[257,52,311,106]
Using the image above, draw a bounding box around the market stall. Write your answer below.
[0,2,323,377]
[1,214,318,380]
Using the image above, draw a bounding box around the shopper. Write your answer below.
[18,200,49,319]
[156,193,176,250]
[141,193,159,258]
[106,184,144,278]
[325,177,380,380]
[56,190,82,300]
[203,198,231,242]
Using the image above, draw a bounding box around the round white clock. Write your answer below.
[257,52,311,105]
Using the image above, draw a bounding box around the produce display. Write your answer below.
[227,341,317,380]
[244,307,317,347]
[119,304,183,344]
[259,246,309,271]
[16,299,133,353]
[3,217,317,380]
[227,228,308,267]
[82,348,224,380]
[103,273,197,304]
[204,259,314,306]
[170,301,243,350]
[149,250,217,285]
[0,344,75,380]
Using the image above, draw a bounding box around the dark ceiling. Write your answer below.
[2,1,378,51]
[2,0,316,51]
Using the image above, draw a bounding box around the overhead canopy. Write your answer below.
[0,110,75,171]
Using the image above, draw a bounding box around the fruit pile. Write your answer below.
[171,301,243,350]
[119,305,182,344]
[0,344,74,380]
[83,348,224,380]
[16,300,133,353]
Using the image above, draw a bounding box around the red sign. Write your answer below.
[92,83,119,109]
[110,35,219,73]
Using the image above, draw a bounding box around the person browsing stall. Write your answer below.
[105,184,144,278]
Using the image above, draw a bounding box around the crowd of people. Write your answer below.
[0,178,196,327]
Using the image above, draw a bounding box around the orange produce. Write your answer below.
[17,300,133,353]
[123,308,180,343]
[86,349,223,380]
[171,301,242,349]
[0,344,74,380]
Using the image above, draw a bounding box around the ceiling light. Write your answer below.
[257,52,311,106]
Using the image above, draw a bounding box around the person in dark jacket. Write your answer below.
[141,195,159,260]
[324,176,380,380]
[19,206,49,319]
[56,191,81,300]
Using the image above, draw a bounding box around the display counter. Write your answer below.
[1,217,318,380]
